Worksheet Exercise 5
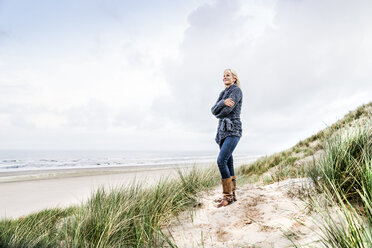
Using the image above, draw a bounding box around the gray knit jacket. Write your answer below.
[211,83,243,145]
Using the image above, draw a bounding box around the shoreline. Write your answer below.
[0,163,205,183]
[0,161,249,220]
[0,162,219,220]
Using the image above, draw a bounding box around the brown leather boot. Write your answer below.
[217,178,233,208]
[231,176,237,201]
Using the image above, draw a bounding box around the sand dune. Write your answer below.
[166,178,325,248]
[1,168,328,247]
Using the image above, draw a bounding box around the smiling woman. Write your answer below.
[211,68,243,208]
[1,0,371,153]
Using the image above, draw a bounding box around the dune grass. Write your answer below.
[305,121,372,247]
[1,102,371,248]
[238,102,372,183]
[0,166,220,248]
[308,121,371,202]
[238,102,372,247]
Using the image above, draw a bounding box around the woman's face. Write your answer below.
[223,70,234,87]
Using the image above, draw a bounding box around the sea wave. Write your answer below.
[0,150,260,173]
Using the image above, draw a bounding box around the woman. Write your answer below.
[211,68,243,208]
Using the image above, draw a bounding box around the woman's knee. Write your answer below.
[227,156,233,166]
[217,154,228,167]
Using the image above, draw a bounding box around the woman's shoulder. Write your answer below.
[218,90,225,98]
[229,84,242,95]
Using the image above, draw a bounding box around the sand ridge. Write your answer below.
[165,178,324,248]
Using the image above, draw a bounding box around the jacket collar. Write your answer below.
[225,83,237,91]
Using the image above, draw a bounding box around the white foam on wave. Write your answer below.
[0,150,261,173]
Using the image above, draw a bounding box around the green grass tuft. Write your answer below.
[306,121,372,247]
[238,102,372,183]
[0,166,220,247]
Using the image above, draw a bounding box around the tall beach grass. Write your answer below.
[237,102,371,247]
[0,166,220,248]
[307,121,372,247]
[308,120,371,201]
[238,102,372,184]
[1,102,371,247]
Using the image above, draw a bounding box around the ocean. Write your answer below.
[0,150,260,173]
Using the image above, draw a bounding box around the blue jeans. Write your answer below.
[217,136,240,179]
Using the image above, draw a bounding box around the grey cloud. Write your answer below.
[0,82,32,97]
[8,106,36,129]
[65,98,110,130]
[153,0,372,152]
[122,41,154,69]
[0,104,55,129]
[242,0,372,111]
[113,107,160,129]
[0,29,8,38]
[152,0,253,133]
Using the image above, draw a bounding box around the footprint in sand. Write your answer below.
[216,228,230,242]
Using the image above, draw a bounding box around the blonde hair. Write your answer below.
[224,68,240,88]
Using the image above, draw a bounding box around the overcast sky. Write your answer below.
[0,0,371,154]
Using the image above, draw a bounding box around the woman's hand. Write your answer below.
[224,98,235,107]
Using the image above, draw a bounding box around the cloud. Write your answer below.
[247,0,372,107]
[152,0,256,132]
[64,98,110,130]
[0,29,8,39]
[0,103,66,131]
[1,0,371,152]
[153,0,372,152]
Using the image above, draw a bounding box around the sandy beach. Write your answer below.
[0,164,332,247]
[0,164,205,220]
[165,178,325,248]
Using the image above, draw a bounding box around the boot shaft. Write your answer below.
[221,177,232,195]
[217,177,233,207]
[231,176,236,191]
[231,175,237,201]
